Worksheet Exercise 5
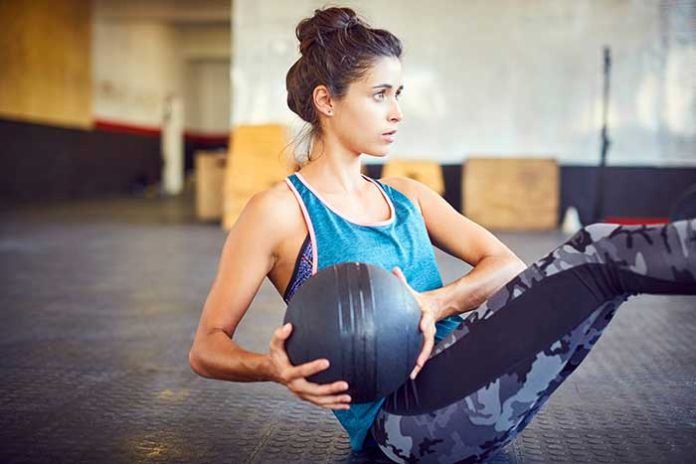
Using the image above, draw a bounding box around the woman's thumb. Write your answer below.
[392,267,410,286]
[279,322,292,338]
[392,266,417,295]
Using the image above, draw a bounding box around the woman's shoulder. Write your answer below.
[247,179,300,215]
[378,176,422,214]
[236,180,304,237]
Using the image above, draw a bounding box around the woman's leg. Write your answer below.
[371,219,696,463]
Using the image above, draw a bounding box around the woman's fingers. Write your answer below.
[420,310,434,331]
[271,322,292,341]
[269,324,352,410]
[287,377,351,409]
[285,358,331,381]
[269,324,334,386]
[289,377,348,396]
[411,332,434,378]
[324,403,352,410]
[392,267,415,294]
[410,343,431,379]
[304,379,350,396]
[391,266,406,282]
[302,392,352,409]
[411,312,436,380]
[392,266,439,380]
[269,323,292,353]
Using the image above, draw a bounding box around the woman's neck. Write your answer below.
[300,136,366,195]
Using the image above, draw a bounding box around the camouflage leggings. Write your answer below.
[371,219,696,463]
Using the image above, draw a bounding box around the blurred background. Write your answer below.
[1,1,695,463]
[1,0,694,226]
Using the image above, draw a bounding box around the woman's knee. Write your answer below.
[582,222,616,238]
[565,223,616,248]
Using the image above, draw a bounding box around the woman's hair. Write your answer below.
[285,7,402,163]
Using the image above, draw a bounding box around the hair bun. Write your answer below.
[285,7,402,164]
[296,7,366,56]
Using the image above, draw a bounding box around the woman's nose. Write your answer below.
[389,101,403,122]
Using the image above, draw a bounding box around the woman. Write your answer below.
[189,7,696,463]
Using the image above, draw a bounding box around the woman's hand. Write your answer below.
[391,267,439,380]
[267,322,352,410]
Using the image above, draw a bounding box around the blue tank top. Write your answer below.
[283,172,462,451]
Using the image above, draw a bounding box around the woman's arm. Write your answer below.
[188,187,351,410]
[188,189,282,381]
[432,254,526,319]
[382,177,527,320]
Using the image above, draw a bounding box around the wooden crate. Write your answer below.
[223,124,295,229]
[381,159,445,195]
[463,158,559,231]
[195,151,226,221]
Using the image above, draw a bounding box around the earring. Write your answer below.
[327,109,333,116]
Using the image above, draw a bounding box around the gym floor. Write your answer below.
[1,192,695,464]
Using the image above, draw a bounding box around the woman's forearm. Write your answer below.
[189,329,277,382]
[429,254,527,320]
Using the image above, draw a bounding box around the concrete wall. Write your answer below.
[93,5,231,134]
[0,0,92,129]
[231,0,695,166]
[92,20,182,128]
[185,60,231,134]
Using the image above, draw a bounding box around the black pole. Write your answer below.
[594,46,611,223]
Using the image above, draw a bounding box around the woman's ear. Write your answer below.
[312,85,334,117]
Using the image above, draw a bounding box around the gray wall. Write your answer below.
[231,0,695,166]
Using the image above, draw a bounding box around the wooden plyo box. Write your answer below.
[223,124,295,230]
[463,158,559,231]
[195,151,226,221]
[381,159,445,195]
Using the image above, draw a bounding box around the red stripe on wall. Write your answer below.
[603,217,669,225]
[93,119,228,144]
[94,119,160,137]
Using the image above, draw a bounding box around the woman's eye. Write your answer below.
[374,91,386,100]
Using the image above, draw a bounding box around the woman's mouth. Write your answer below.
[381,130,398,143]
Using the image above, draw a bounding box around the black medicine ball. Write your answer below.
[283,262,423,403]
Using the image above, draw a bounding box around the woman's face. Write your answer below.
[331,56,403,158]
